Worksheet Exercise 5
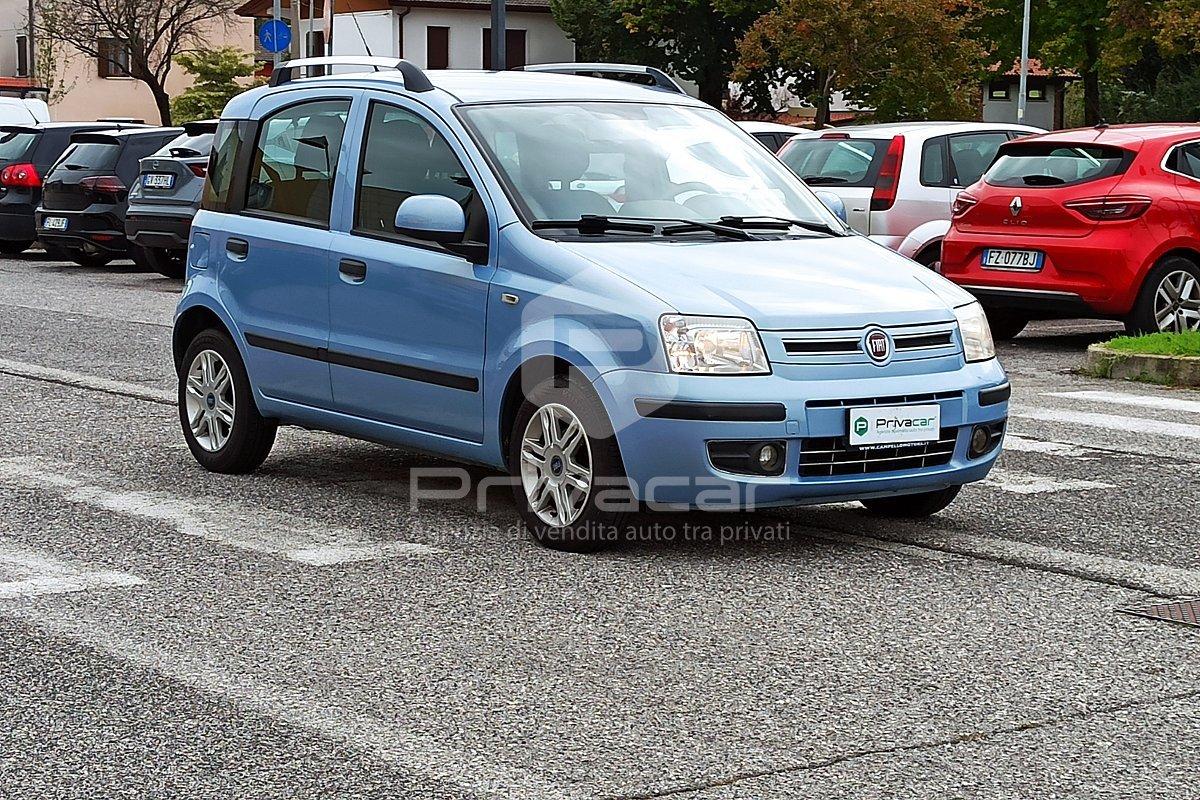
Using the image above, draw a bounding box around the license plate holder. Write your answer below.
[849,404,941,448]
[981,248,1044,271]
[143,173,175,189]
[42,217,68,231]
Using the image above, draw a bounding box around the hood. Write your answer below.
[560,234,966,329]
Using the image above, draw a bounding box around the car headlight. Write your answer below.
[660,314,770,374]
[954,302,995,363]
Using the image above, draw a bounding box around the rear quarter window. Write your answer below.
[202,120,243,213]
[777,138,885,187]
[986,143,1131,188]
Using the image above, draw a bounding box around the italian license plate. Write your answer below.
[42,217,68,231]
[143,173,175,189]
[981,248,1043,270]
[849,404,941,447]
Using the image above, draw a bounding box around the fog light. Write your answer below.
[969,425,993,459]
[757,443,781,472]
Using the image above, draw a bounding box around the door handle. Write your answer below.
[339,258,367,283]
[226,238,249,259]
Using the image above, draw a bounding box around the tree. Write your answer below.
[171,48,261,124]
[550,0,772,105]
[35,0,244,125]
[734,0,987,127]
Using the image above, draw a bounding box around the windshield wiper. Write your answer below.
[531,215,657,235]
[717,215,844,237]
[659,218,760,241]
[801,175,849,185]
[1021,174,1066,186]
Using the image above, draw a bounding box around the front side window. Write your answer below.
[462,102,841,227]
[949,132,1009,187]
[245,99,350,225]
[354,102,485,244]
[986,143,1131,188]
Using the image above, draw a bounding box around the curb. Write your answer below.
[1083,343,1200,387]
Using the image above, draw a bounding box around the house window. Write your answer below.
[482,28,526,70]
[1027,86,1047,102]
[16,34,29,77]
[426,26,449,70]
[98,37,132,78]
[988,81,1009,101]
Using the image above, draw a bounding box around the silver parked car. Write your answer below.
[778,121,1043,268]
[125,120,217,278]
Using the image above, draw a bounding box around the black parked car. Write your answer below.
[35,126,181,267]
[0,121,147,256]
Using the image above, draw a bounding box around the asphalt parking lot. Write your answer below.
[1,250,1199,799]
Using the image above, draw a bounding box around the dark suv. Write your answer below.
[35,126,181,267]
[0,121,147,255]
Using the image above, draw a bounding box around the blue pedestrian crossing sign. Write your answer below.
[258,19,292,54]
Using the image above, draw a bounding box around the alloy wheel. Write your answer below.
[1154,269,1200,332]
[519,403,593,526]
[184,349,235,452]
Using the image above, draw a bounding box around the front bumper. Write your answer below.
[35,208,129,254]
[594,360,1009,509]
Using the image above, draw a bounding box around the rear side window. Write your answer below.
[245,99,350,225]
[59,141,121,171]
[777,138,884,187]
[986,143,1131,188]
[0,128,38,162]
[1165,142,1200,179]
[203,120,242,212]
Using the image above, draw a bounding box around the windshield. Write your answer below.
[778,138,885,187]
[986,143,1130,188]
[460,102,841,231]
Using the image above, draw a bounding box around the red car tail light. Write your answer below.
[80,175,127,200]
[951,192,979,217]
[820,132,850,139]
[0,162,41,189]
[1064,194,1152,221]
[870,135,905,211]
[188,163,207,178]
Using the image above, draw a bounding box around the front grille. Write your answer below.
[800,427,959,477]
[784,338,860,355]
[894,331,954,350]
[806,390,963,410]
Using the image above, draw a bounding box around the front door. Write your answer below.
[217,94,354,408]
[327,97,494,442]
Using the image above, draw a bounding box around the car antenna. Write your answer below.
[1094,119,1109,130]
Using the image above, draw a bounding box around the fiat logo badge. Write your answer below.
[864,328,892,363]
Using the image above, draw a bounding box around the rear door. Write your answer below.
[215,92,356,408]
[777,135,883,233]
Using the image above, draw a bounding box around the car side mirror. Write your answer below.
[814,191,848,224]
[395,194,467,244]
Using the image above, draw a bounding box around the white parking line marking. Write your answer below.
[0,458,442,565]
[0,357,174,405]
[1001,435,1096,458]
[1012,407,1200,440]
[0,542,144,600]
[984,468,1114,495]
[1045,390,1200,415]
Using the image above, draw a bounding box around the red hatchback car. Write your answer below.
[941,124,1200,338]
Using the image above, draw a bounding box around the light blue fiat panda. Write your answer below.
[173,57,1009,551]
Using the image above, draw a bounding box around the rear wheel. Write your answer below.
[1126,256,1200,334]
[508,373,629,552]
[136,245,186,278]
[0,240,32,256]
[984,308,1029,340]
[915,244,941,272]
[179,328,277,474]
[860,486,961,518]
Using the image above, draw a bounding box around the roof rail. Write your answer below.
[269,56,434,93]
[519,62,686,95]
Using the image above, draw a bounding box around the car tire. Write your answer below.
[860,485,961,517]
[508,373,630,552]
[915,244,941,272]
[69,250,113,269]
[984,308,1029,340]
[0,240,33,256]
[179,328,277,474]
[1125,256,1200,334]
[137,245,186,279]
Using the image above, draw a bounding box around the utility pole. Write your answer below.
[490,0,506,70]
[1017,0,1031,124]
[26,0,35,80]
[273,0,283,66]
